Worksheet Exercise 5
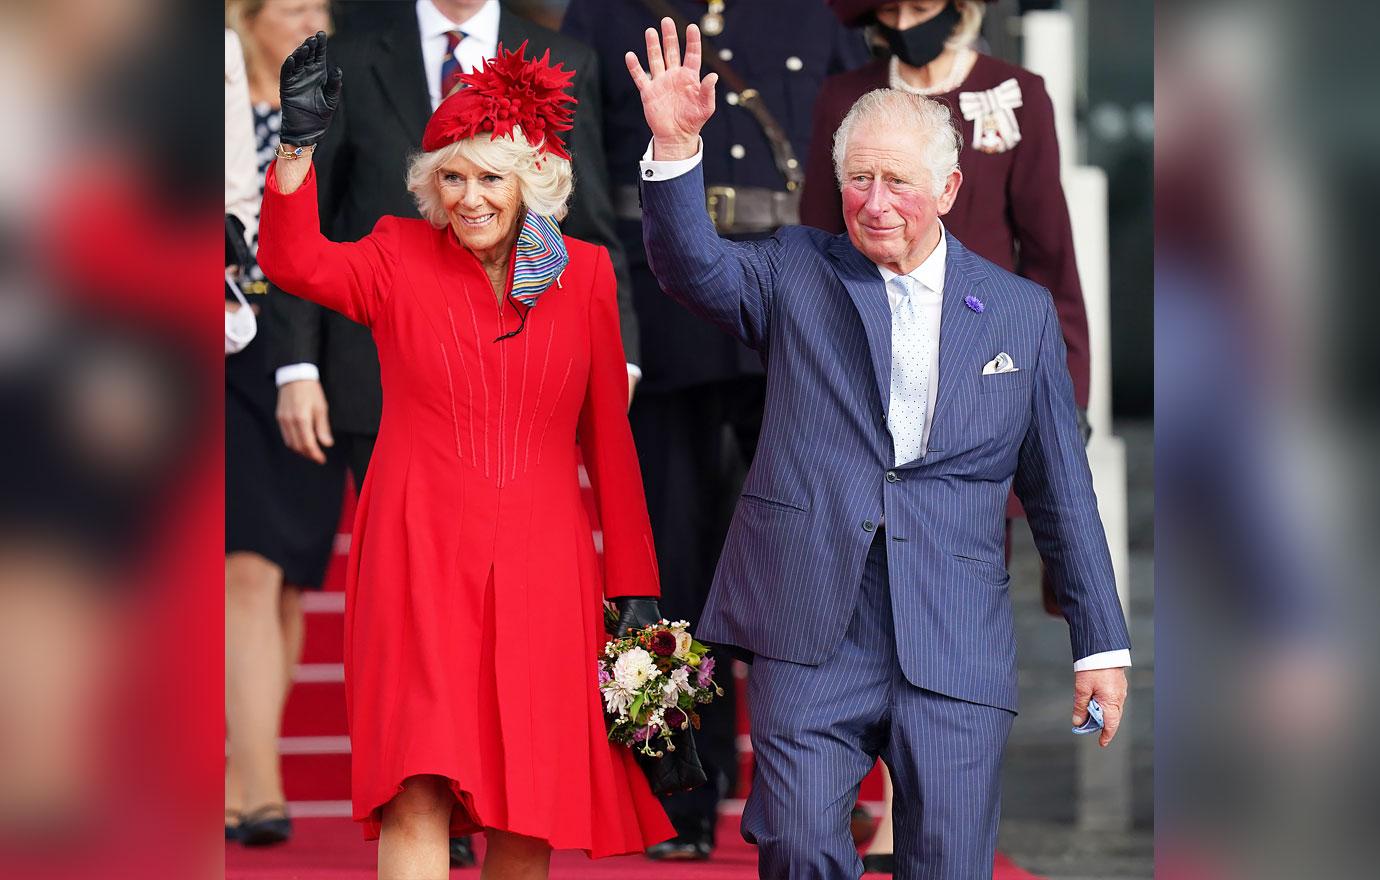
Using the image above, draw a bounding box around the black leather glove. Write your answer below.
[612,596,663,638]
[225,215,251,271]
[1077,407,1092,446]
[634,728,708,795]
[279,31,342,147]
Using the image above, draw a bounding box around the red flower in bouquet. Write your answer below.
[649,629,678,657]
[664,708,688,730]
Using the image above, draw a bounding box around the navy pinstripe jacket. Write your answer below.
[641,164,1130,712]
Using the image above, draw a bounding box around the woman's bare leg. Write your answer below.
[482,828,551,880]
[279,586,305,695]
[377,775,454,879]
[225,552,288,811]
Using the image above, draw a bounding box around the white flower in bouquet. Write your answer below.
[670,666,694,694]
[613,647,657,691]
[601,683,632,716]
[673,629,693,658]
[661,677,681,706]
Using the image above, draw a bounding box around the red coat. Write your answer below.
[800,54,1091,409]
[258,164,673,853]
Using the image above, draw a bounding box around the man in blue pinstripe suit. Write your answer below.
[627,21,1132,879]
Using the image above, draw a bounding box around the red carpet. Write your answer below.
[225,815,1042,879]
[234,477,1043,879]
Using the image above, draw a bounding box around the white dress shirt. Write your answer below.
[639,140,1130,673]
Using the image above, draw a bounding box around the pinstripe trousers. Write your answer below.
[741,531,1016,879]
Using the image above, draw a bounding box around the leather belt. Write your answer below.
[614,184,800,235]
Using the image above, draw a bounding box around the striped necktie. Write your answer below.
[440,30,466,100]
[887,274,932,466]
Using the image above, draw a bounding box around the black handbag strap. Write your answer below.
[635,0,805,191]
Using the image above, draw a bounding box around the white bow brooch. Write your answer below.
[959,78,1023,155]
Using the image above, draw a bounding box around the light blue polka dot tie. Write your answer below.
[888,275,931,465]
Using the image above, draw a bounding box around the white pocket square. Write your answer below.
[981,352,1020,375]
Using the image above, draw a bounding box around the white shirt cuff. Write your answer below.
[1073,649,1132,672]
[275,363,320,387]
[639,137,704,181]
[626,363,643,381]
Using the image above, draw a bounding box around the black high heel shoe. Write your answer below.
[238,803,292,846]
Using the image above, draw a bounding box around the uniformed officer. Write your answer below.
[562,0,870,861]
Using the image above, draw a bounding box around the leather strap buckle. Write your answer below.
[706,185,736,233]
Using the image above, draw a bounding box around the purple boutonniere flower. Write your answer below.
[964,295,985,314]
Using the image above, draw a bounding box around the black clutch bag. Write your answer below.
[633,728,707,796]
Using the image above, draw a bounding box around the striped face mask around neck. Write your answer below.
[496,210,567,342]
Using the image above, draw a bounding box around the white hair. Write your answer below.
[832,89,962,198]
[406,127,573,227]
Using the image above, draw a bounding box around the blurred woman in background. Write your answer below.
[223,0,339,847]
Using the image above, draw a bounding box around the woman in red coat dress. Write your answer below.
[257,34,673,878]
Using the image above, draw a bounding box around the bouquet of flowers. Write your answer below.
[599,608,724,760]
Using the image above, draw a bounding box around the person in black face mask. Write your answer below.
[874,0,962,69]
[802,2,1098,873]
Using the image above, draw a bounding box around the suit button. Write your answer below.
[862,520,875,532]
[730,144,746,159]
[886,471,899,483]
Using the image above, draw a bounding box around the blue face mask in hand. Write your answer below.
[1072,697,1105,735]
[875,3,962,69]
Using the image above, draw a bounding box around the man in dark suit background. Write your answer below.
[264,1,637,867]
[269,0,639,485]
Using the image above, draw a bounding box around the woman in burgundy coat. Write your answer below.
[801,2,1092,871]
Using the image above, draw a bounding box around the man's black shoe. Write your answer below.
[647,814,713,861]
[646,833,712,861]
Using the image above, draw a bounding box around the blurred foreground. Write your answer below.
[0,1,221,877]
[1157,1,1380,877]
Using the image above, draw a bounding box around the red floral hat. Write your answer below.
[421,41,577,160]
